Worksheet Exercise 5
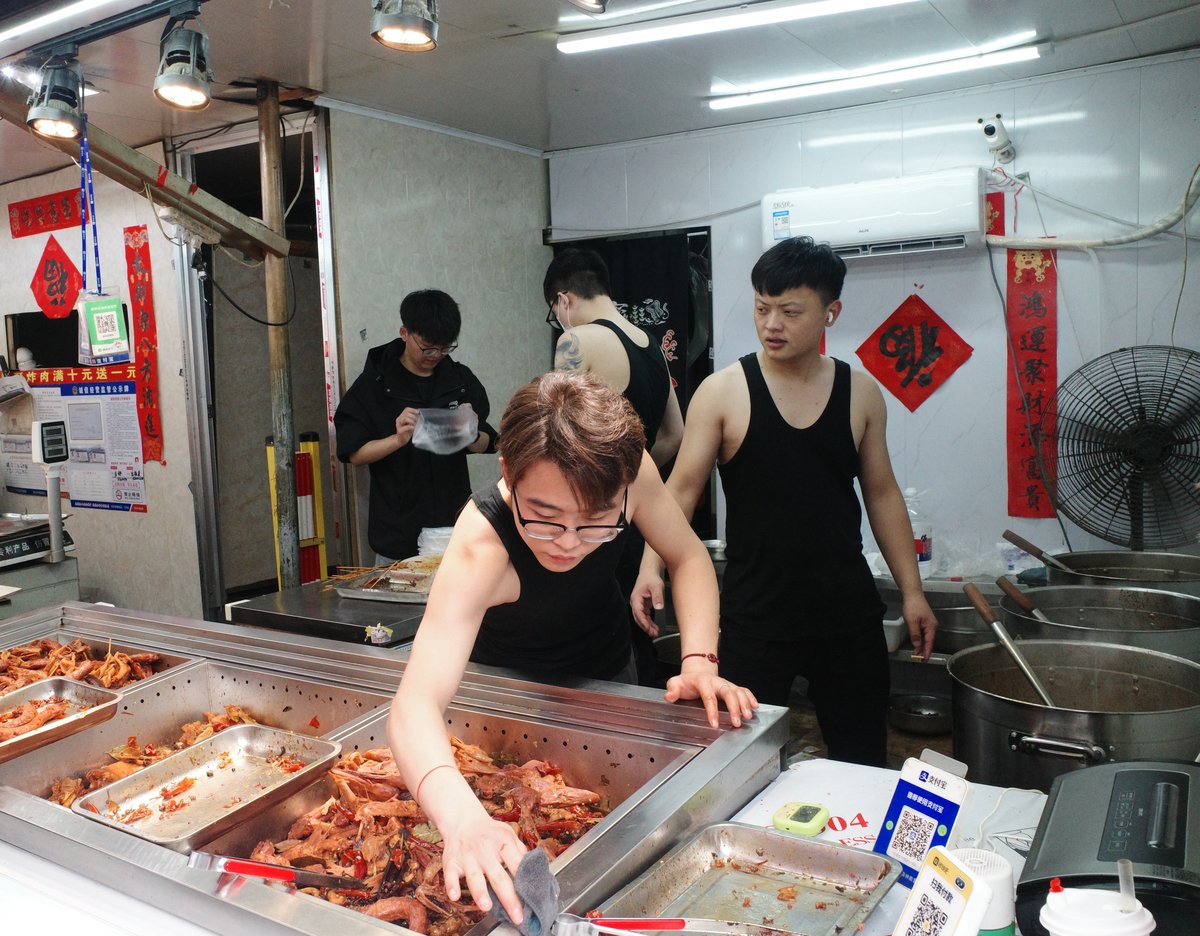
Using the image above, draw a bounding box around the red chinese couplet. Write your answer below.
[1005,246,1057,518]
[123,226,165,464]
[29,234,82,318]
[8,189,86,239]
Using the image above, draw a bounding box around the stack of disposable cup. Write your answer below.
[1039,882,1156,936]
[951,848,1015,936]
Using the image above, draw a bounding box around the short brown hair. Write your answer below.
[499,372,645,512]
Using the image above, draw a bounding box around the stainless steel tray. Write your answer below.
[71,723,341,852]
[0,630,192,686]
[0,677,121,764]
[334,559,437,604]
[597,822,899,936]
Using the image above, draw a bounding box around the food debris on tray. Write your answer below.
[242,735,607,934]
[0,637,166,693]
[47,704,258,808]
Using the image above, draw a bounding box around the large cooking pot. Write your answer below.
[999,585,1200,662]
[1045,549,1200,597]
[933,606,994,654]
[947,640,1200,792]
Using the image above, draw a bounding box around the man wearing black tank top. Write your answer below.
[544,248,685,684]
[634,237,937,767]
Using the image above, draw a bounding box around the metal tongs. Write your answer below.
[188,850,363,889]
[555,912,794,936]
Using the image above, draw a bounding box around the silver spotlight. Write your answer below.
[154,21,213,110]
[26,61,85,139]
[371,0,438,51]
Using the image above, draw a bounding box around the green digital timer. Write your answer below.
[772,801,830,837]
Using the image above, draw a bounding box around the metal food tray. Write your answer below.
[596,822,899,936]
[0,677,122,764]
[0,629,192,686]
[335,566,434,604]
[71,723,342,853]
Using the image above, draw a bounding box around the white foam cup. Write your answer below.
[1040,885,1155,936]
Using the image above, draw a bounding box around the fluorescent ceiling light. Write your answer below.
[0,0,123,44]
[710,45,1041,109]
[558,0,921,54]
[711,30,1037,95]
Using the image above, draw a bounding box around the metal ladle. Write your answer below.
[994,576,1055,624]
[963,583,1057,707]
[1002,529,1074,575]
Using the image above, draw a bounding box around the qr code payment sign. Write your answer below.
[93,311,120,340]
[889,805,938,865]
[903,892,949,936]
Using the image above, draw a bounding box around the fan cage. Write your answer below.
[1039,345,1200,550]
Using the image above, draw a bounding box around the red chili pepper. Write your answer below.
[535,820,582,836]
[492,807,520,822]
[309,716,321,730]
[340,847,368,879]
[335,888,373,900]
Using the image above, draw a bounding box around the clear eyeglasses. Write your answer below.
[513,487,628,543]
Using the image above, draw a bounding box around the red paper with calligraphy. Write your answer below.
[29,235,82,319]
[123,225,164,464]
[856,294,973,412]
[1006,246,1057,517]
[8,189,86,239]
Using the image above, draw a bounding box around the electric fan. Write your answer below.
[1039,345,1200,549]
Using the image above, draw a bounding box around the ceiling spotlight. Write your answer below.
[567,0,608,11]
[26,60,85,139]
[154,11,213,110]
[371,0,438,51]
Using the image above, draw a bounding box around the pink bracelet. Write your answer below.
[415,763,455,801]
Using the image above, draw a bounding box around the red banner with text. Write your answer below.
[1005,243,1057,518]
[123,226,165,464]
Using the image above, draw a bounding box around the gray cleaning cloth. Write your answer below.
[489,847,560,936]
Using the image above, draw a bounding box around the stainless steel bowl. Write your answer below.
[888,693,953,735]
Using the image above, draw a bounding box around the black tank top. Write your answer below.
[717,355,884,639]
[592,319,670,449]
[471,485,632,679]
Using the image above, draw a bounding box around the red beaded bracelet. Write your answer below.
[681,652,719,664]
[414,763,455,801]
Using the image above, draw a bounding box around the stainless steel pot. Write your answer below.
[933,606,994,654]
[999,585,1200,662]
[1045,550,1200,597]
[947,640,1200,792]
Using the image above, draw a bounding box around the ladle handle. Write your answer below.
[1002,529,1073,574]
[995,576,1037,612]
[963,584,1056,707]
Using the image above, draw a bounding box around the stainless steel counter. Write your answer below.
[0,601,789,936]
[227,579,423,646]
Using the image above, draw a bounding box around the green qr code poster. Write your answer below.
[82,295,129,360]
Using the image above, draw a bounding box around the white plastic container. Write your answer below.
[904,487,934,580]
[1039,884,1155,936]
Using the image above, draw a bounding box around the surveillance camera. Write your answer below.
[978,114,1015,163]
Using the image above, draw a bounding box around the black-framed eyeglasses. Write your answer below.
[410,335,458,358]
[512,487,628,543]
[546,294,563,331]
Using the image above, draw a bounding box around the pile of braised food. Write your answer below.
[0,637,165,693]
[248,737,607,934]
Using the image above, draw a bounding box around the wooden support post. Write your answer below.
[258,80,299,590]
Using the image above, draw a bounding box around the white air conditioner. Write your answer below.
[760,167,986,259]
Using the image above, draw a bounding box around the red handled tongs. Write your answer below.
[555,913,794,936]
[187,851,363,889]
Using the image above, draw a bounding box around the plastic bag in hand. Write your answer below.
[411,404,479,455]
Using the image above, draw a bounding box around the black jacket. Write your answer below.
[334,338,497,560]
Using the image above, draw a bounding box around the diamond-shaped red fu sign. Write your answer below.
[856,294,972,412]
[29,233,82,319]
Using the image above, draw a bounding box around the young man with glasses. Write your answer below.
[335,289,497,564]
[633,237,937,768]
[389,370,757,927]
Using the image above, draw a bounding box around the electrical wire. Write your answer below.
[973,785,1045,852]
[206,252,298,327]
[142,182,185,247]
[281,110,314,221]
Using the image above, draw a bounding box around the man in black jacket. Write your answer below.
[335,290,497,564]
